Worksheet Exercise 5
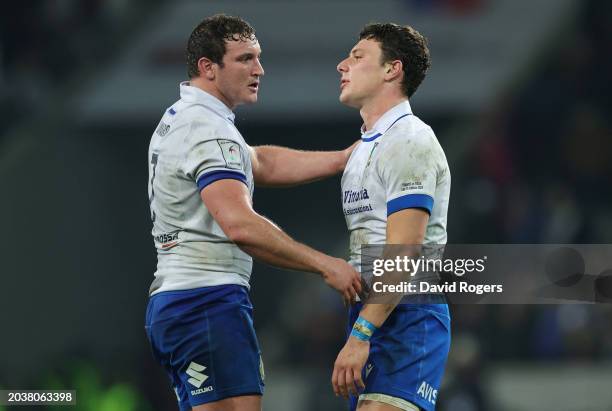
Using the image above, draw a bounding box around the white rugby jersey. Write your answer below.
[341,100,450,270]
[147,82,254,295]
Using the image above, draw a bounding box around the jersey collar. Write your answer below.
[179,81,236,123]
[360,100,412,142]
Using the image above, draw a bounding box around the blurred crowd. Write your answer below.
[441,2,612,408]
[466,0,612,244]
[0,0,156,133]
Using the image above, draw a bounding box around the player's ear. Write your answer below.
[197,57,217,80]
[384,60,403,82]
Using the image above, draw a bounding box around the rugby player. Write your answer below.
[332,23,451,411]
[145,15,362,411]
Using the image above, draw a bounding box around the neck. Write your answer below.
[359,93,407,132]
[189,77,234,110]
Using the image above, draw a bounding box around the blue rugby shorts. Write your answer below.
[145,284,264,411]
[347,296,450,411]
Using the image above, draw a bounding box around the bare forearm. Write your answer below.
[360,266,406,326]
[358,301,401,328]
[253,145,347,187]
[230,212,330,274]
[360,243,426,327]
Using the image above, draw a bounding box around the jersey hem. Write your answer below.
[149,276,251,296]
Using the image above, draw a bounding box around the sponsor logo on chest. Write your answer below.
[342,188,374,216]
[343,188,370,204]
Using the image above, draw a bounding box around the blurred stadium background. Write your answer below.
[1,0,611,410]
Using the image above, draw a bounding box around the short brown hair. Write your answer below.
[359,23,431,97]
[186,14,256,78]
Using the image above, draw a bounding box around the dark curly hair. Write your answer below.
[186,14,256,78]
[359,23,430,97]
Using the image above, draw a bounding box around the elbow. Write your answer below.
[211,206,260,246]
[224,223,254,246]
[253,165,275,187]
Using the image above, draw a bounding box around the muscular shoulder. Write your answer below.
[181,105,239,145]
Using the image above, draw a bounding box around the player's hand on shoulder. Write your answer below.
[320,257,362,305]
[332,336,369,398]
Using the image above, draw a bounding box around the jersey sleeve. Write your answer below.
[376,129,440,216]
[181,121,247,191]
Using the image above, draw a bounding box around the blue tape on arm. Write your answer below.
[350,328,370,341]
[351,316,378,341]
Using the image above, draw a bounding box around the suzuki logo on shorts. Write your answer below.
[186,362,209,388]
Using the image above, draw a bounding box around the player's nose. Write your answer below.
[337,58,348,73]
[254,58,264,76]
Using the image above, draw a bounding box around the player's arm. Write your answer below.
[331,209,429,398]
[357,209,429,322]
[201,178,362,303]
[249,141,358,187]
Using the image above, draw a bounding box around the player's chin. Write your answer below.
[244,92,259,104]
[339,92,356,107]
[237,96,257,106]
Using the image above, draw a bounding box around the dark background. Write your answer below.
[1,1,611,410]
